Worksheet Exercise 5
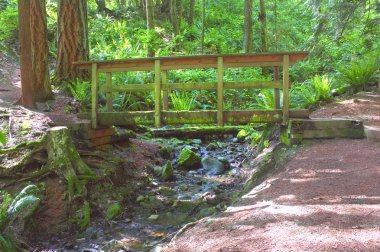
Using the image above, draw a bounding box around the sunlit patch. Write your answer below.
[264,204,316,216]
[277,194,297,201]
[284,177,319,183]
[316,169,344,174]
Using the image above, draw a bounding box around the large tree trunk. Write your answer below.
[146,0,155,57]
[259,0,267,52]
[56,0,89,83]
[243,0,253,53]
[18,0,52,107]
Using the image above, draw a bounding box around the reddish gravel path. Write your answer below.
[161,139,380,252]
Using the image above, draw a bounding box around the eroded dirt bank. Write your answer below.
[159,139,380,252]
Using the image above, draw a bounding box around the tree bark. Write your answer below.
[170,0,181,51]
[188,0,195,27]
[201,0,205,53]
[96,0,106,13]
[18,0,52,107]
[259,0,267,52]
[244,0,253,53]
[56,0,89,83]
[146,0,155,57]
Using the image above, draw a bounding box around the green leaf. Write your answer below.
[0,131,6,145]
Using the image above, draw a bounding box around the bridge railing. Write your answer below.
[74,52,309,128]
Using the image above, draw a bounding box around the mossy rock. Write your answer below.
[106,202,122,220]
[237,129,249,142]
[206,142,218,151]
[159,146,175,159]
[161,161,174,181]
[177,148,201,170]
[158,186,176,196]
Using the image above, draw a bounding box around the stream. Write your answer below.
[34,132,256,252]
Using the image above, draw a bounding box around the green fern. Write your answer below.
[337,53,380,91]
[169,91,196,111]
[67,81,92,108]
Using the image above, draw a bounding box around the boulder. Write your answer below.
[201,156,226,175]
[177,148,201,170]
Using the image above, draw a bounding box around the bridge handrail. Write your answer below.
[74,52,309,128]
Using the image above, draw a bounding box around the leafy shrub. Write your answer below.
[336,53,380,92]
[251,89,277,110]
[290,75,332,108]
[67,81,92,109]
[0,0,18,46]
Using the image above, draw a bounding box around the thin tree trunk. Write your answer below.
[170,0,181,51]
[18,0,52,107]
[56,0,89,83]
[146,0,155,57]
[96,0,106,13]
[188,0,195,27]
[244,0,253,53]
[201,0,205,53]
[259,0,267,52]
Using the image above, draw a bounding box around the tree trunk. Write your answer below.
[259,0,267,52]
[18,0,52,107]
[96,0,106,13]
[201,0,205,53]
[56,0,89,83]
[146,0,155,57]
[170,0,181,51]
[188,0,195,27]
[243,0,253,53]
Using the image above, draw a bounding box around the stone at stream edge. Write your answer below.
[161,160,174,181]
[201,156,227,176]
[177,148,201,170]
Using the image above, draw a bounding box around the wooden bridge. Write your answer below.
[74,52,309,129]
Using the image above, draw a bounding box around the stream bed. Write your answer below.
[34,132,260,252]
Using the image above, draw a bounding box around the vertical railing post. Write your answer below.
[91,63,99,129]
[217,57,224,127]
[162,70,169,111]
[106,72,113,112]
[155,60,162,127]
[274,66,280,109]
[282,55,290,125]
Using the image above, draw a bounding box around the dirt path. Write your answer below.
[160,139,380,252]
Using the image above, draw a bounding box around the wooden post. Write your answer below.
[274,66,280,109]
[162,70,169,111]
[91,63,99,129]
[155,60,162,127]
[282,55,290,125]
[217,57,224,127]
[106,72,113,112]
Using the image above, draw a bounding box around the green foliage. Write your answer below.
[290,75,332,108]
[0,191,12,231]
[252,90,277,110]
[0,0,18,46]
[67,81,92,109]
[169,91,196,111]
[106,202,122,220]
[74,201,91,230]
[0,131,5,145]
[336,53,380,92]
